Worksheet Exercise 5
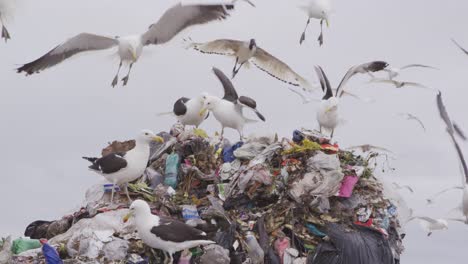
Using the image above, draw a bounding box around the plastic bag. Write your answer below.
[41,240,63,264]
[103,238,129,261]
[11,238,42,254]
[164,153,180,188]
[200,244,230,264]
[0,236,12,264]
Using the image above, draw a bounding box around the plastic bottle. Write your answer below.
[164,153,180,189]
[245,231,264,264]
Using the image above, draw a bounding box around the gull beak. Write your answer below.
[199,108,208,117]
[128,48,137,61]
[123,212,132,223]
[326,18,330,27]
[152,136,164,143]
[325,107,331,113]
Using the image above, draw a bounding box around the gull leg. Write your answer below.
[318,19,324,46]
[232,62,245,79]
[112,61,122,88]
[330,129,335,139]
[124,183,132,203]
[319,126,322,133]
[220,127,225,140]
[122,63,133,86]
[1,25,10,42]
[110,182,116,206]
[232,57,239,76]
[300,18,310,45]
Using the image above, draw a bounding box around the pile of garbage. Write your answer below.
[1,127,405,264]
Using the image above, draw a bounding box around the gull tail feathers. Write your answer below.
[156,111,175,117]
[82,157,100,171]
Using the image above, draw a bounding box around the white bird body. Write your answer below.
[317,97,339,131]
[207,96,246,132]
[299,0,332,19]
[408,216,449,236]
[117,35,144,63]
[237,41,256,64]
[177,97,208,127]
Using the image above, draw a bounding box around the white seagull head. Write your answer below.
[199,94,220,116]
[123,199,152,223]
[325,97,339,112]
[137,129,164,144]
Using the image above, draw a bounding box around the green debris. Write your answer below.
[282,139,321,155]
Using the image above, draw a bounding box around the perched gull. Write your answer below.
[397,113,426,131]
[173,96,210,128]
[436,91,468,223]
[298,0,332,46]
[369,78,431,90]
[313,61,389,137]
[452,38,468,56]
[0,0,12,42]
[199,67,265,139]
[382,64,438,80]
[123,200,214,263]
[186,38,315,91]
[83,130,164,205]
[392,182,414,193]
[407,216,448,236]
[17,3,235,87]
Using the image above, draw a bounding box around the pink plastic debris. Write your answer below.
[338,175,359,198]
[274,237,290,264]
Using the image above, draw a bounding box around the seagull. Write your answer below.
[181,0,255,7]
[0,0,12,42]
[172,96,210,128]
[369,78,431,90]
[298,0,332,46]
[199,67,265,140]
[452,38,468,56]
[397,113,426,131]
[392,182,414,193]
[407,216,448,236]
[83,130,164,205]
[436,91,468,223]
[186,38,315,91]
[313,61,389,138]
[381,64,438,80]
[346,144,393,154]
[426,186,464,205]
[123,200,214,264]
[17,3,235,87]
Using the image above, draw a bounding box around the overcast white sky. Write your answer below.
[0,0,467,263]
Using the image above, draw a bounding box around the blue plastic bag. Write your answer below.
[222,142,244,163]
[41,241,63,264]
[164,153,180,188]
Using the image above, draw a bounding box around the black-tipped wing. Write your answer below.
[239,95,265,121]
[188,39,243,56]
[173,97,190,116]
[400,64,438,70]
[83,153,127,174]
[454,123,467,141]
[336,61,389,97]
[436,92,454,135]
[252,47,313,91]
[212,67,238,102]
[314,66,333,100]
[17,33,118,75]
[452,39,468,56]
[151,217,209,242]
[142,4,233,45]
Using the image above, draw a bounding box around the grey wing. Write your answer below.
[403,82,430,89]
[173,97,190,116]
[400,64,438,70]
[142,4,233,45]
[452,38,468,55]
[314,66,333,100]
[407,114,426,131]
[17,33,118,75]
[337,61,389,97]
[409,216,438,224]
[367,145,394,153]
[436,92,454,135]
[453,123,467,141]
[452,137,468,184]
[426,186,464,204]
[252,48,314,91]
[151,217,209,242]
[239,96,265,121]
[212,67,238,102]
[187,39,242,56]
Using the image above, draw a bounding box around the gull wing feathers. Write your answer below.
[453,123,467,141]
[400,64,438,70]
[452,38,468,56]
[426,186,464,204]
[408,216,439,225]
[17,33,118,75]
[142,4,233,45]
[252,47,314,91]
[212,67,238,102]
[336,61,389,97]
[314,66,333,100]
[173,97,190,116]
[187,38,243,56]
[239,96,265,121]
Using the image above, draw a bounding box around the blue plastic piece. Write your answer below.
[222,142,244,163]
[42,242,63,264]
[292,130,304,144]
[164,153,180,188]
[306,223,326,238]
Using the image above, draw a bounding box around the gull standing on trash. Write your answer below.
[123,200,214,264]
[435,91,468,223]
[0,0,13,42]
[186,38,315,90]
[314,61,389,138]
[199,67,265,140]
[407,216,448,236]
[17,3,236,87]
[83,130,164,205]
[298,0,332,46]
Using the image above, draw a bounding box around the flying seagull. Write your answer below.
[17,3,236,87]
[199,67,265,140]
[392,182,414,193]
[186,38,315,91]
[397,113,426,132]
[369,78,431,90]
[426,186,464,205]
[436,91,468,223]
[313,61,389,138]
[298,0,332,46]
[0,0,12,42]
[382,64,438,80]
[172,96,210,128]
[452,38,468,56]
[83,130,164,205]
[407,216,448,236]
[123,200,214,264]
[346,144,393,154]
[181,0,255,7]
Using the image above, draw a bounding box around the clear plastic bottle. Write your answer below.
[164,153,180,188]
[245,231,264,264]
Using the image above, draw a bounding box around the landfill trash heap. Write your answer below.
[1,127,405,264]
